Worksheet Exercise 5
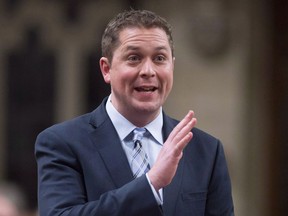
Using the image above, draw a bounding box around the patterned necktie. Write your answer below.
[131,128,150,178]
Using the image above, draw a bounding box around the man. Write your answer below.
[35,9,234,215]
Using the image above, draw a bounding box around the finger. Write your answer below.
[166,111,194,143]
[175,131,193,155]
[170,117,197,145]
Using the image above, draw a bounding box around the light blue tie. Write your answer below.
[131,128,150,178]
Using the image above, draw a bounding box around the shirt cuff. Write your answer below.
[146,173,163,205]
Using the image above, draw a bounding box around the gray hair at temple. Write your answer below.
[101,9,174,63]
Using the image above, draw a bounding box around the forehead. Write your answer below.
[118,27,171,50]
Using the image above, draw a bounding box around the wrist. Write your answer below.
[147,171,162,191]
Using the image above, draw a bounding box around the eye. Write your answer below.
[154,55,166,62]
[127,55,141,62]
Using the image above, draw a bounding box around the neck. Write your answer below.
[109,95,161,127]
[127,110,160,127]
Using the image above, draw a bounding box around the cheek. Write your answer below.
[163,74,173,97]
[110,70,132,88]
[163,70,173,88]
[166,79,173,95]
[168,77,173,90]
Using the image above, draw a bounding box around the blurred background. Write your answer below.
[0,0,287,215]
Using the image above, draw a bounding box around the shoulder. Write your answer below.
[186,127,227,167]
[37,98,109,140]
[192,127,220,146]
[163,113,221,153]
[35,113,96,155]
[163,112,219,143]
[38,112,92,138]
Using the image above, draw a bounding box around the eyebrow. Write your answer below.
[124,45,140,52]
[123,45,169,52]
[155,46,169,52]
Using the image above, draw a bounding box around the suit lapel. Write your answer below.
[88,101,185,213]
[162,113,185,215]
[89,99,134,188]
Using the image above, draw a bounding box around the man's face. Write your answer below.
[100,27,174,124]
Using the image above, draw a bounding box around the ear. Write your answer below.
[99,57,111,84]
[172,57,175,71]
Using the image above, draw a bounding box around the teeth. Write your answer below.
[136,87,155,92]
[142,87,153,91]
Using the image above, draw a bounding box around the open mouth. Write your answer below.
[135,86,157,92]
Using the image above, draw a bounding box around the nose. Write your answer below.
[139,59,156,78]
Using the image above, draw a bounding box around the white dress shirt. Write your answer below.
[105,95,164,205]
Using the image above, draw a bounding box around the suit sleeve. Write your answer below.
[35,129,162,216]
[205,140,234,216]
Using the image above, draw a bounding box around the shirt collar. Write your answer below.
[106,95,163,145]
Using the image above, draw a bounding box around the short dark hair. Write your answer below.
[101,9,174,62]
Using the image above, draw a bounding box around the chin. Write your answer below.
[135,103,161,114]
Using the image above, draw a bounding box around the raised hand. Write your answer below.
[148,110,197,190]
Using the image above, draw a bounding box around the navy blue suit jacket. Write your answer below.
[35,98,234,216]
